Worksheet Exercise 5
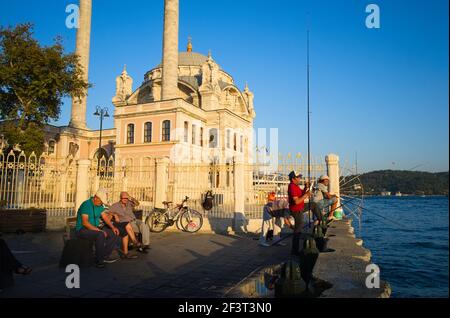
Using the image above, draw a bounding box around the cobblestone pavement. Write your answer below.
[0,230,291,298]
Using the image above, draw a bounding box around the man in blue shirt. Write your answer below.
[75,188,120,268]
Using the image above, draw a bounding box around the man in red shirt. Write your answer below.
[288,170,322,255]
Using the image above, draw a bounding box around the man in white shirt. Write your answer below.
[313,175,338,222]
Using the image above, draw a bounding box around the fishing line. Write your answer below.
[340,195,416,230]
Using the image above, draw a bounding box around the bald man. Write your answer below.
[108,192,150,253]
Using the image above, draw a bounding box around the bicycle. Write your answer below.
[146,196,203,233]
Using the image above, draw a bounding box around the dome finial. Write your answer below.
[187,36,193,52]
[122,64,127,74]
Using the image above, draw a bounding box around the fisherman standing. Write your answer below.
[287,171,322,255]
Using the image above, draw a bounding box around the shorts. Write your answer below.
[316,197,337,211]
[113,222,130,238]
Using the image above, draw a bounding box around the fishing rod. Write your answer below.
[306,22,312,229]
[269,196,362,246]
[340,195,415,229]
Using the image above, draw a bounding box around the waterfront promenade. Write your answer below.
[0,220,390,298]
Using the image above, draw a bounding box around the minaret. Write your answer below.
[161,0,179,100]
[69,0,92,129]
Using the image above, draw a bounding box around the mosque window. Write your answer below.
[127,124,135,144]
[200,127,204,147]
[144,122,152,143]
[233,133,237,151]
[226,130,231,149]
[48,140,56,155]
[184,121,189,143]
[240,135,243,153]
[162,120,171,141]
[192,124,197,145]
[209,128,218,148]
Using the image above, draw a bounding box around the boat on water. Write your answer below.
[395,191,402,197]
[380,191,391,196]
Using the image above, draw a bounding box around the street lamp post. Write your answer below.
[93,106,110,173]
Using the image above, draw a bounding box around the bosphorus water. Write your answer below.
[351,196,449,298]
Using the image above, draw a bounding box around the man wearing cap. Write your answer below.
[108,192,150,253]
[75,188,120,268]
[313,175,338,222]
[288,170,323,255]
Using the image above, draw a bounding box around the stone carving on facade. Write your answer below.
[243,83,256,119]
[200,52,221,95]
[113,65,133,103]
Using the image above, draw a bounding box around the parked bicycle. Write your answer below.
[146,196,203,233]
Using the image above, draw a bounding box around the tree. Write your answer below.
[0,23,90,155]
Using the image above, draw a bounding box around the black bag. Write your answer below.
[298,237,319,287]
[313,224,327,252]
[202,191,214,211]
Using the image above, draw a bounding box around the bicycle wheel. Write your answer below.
[146,211,169,233]
[180,209,203,233]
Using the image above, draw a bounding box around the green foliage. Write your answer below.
[0,121,44,156]
[348,170,449,195]
[0,23,90,155]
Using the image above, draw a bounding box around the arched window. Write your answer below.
[162,120,171,141]
[209,128,218,148]
[184,121,189,143]
[127,124,135,144]
[240,135,243,153]
[48,140,56,155]
[192,124,197,145]
[144,122,152,143]
[200,127,204,147]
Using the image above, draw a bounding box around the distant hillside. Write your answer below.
[342,170,449,195]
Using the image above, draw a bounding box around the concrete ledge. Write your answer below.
[313,218,391,298]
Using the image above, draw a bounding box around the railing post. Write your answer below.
[325,153,341,214]
[233,160,246,232]
[155,157,170,209]
[75,159,91,212]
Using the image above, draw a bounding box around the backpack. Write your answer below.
[202,191,214,211]
[298,237,319,287]
[313,224,327,252]
[274,259,307,297]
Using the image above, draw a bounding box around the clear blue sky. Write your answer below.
[1,0,448,172]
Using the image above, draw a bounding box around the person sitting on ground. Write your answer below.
[313,175,338,223]
[0,238,32,291]
[75,188,120,268]
[288,170,323,255]
[259,192,292,247]
[259,192,279,247]
[108,192,149,254]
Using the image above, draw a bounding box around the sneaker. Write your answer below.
[103,256,119,264]
[120,253,138,260]
[259,242,271,247]
[276,241,287,246]
[137,246,148,254]
[95,261,105,269]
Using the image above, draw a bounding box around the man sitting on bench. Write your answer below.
[108,192,149,254]
[75,188,120,268]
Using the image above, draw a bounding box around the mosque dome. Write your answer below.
[156,52,218,68]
